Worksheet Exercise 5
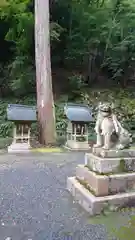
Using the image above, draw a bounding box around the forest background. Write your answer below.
[0,0,135,142]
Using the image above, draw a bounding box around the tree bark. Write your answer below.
[35,0,56,144]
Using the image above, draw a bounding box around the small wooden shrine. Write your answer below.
[7,104,36,152]
[64,103,93,150]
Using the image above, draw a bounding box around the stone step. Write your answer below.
[66,140,90,150]
[76,165,135,196]
[67,176,135,215]
[85,153,135,174]
[8,143,31,153]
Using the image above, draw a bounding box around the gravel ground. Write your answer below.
[0,152,107,240]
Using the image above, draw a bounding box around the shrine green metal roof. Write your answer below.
[64,103,93,122]
[7,104,37,122]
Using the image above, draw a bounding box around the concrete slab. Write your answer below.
[8,143,31,153]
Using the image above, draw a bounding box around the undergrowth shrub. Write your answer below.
[0,89,135,139]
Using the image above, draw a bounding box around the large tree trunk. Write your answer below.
[35,0,56,144]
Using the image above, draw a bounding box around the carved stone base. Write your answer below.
[85,153,135,174]
[66,140,90,150]
[67,176,135,215]
[8,142,31,153]
[76,165,135,196]
[92,146,135,158]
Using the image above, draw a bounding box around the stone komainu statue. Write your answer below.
[94,102,132,150]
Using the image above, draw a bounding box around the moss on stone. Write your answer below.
[118,159,128,173]
[76,177,96,196]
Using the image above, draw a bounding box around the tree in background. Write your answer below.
[1,0,135,95]
[35,0,56,144]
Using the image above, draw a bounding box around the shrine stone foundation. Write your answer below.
[67,101,135,215]
[67,147,135,215]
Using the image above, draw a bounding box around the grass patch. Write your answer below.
[31,147,63,153]
[89,209,135,240]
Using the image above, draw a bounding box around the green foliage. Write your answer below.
[80,88,135,125]
[68,75,87,100]
[0,100,13,137]
[0,88,135,140]
[1,0,135,94]
[55,104,67,131]
[51,0,135,86]
[0,0,34,95]
[1,0,135,146]
[0,0,63,96]
[50,22,64,42]
[9,56,35,96]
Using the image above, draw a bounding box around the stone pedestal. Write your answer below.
[67,147,135,215]
[92,147,135,158]
[85,153,135,174]
[8,143,31,153]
